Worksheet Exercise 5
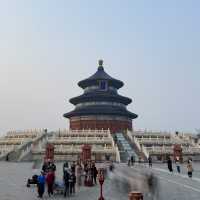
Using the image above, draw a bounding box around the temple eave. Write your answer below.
[63,110,138,119]
[69,94,132,105]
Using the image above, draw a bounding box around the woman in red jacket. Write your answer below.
[46,169,55,197]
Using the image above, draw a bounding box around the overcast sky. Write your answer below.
[0,0,199,135]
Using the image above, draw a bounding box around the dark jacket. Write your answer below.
[63,171,70,185]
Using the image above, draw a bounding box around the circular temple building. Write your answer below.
[63,60,138,133]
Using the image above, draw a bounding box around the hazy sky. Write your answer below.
[0,0,200,135]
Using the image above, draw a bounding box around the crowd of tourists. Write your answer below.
[27,159,100,198]
[127,154,194,178]
[167,156,194,178]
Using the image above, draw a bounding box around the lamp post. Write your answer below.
[98,168,105,200]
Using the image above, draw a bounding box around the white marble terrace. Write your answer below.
[127,130,200,159]
[0,129,45,157]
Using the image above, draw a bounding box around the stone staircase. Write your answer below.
[18,131,48,161]
[114,132,139,163]
[0,131,48,162]
[126,131,148,161]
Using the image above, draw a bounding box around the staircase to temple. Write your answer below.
[114,132,139,163]
[125,131,148,161]
[6,131,48,162]
[18,131,49,161]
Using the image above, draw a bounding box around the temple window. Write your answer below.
[99,80,107,90]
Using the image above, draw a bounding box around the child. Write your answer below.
[187,159,193,178]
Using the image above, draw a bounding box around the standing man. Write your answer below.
[91,163,98,184]
[63,168,70,197]
[131,155,135,166]
[148,156,152,168]
[69,171,76,195]
[167,156,173,173]
[175,157,181,173]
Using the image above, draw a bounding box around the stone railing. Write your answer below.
[55,129,111,136]
[48,138,113,145]
[115,145,121,162]
[133,136,141,151]
[141,145,149,159]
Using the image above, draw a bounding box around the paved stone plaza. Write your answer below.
[0,162,200,200]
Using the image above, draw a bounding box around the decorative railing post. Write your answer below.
[128,191,143,200]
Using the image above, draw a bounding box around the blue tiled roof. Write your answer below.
[78,66,124,89]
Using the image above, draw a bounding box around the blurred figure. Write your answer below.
[138,156,142,164]
[175,157,181,173]
[109,161,114,172]
[71,161,76,174]
[63,168,70,197]
[187,159,193,178]
[91,163,98,184]
[63,161,69,173]
[76,161,83,190]
[46,169,55,197]
[131,155,135,166]
[148,156,152,168]
[69,171,76,195]
[49,161,56,172]
[37,171,46,198]
[127,157,131,166]
[167,157,173,173]
[42,161,48,174]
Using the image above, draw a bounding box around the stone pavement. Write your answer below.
[0,162,200,200]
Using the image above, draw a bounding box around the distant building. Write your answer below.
[63,60,138,133]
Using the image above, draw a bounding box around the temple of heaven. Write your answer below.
[63,60,138,133]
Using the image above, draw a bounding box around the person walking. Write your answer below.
[148,156,152,168]
[63,161,69,173]
[187,159,193,178]
[49,161,56,172]
[175,157,181,173]
[91,163,98,184]
[71,161,76,174]
[42,161,48,174]
[131,155,135,166]
[127,157,131,166]
[46,169,55,197]
[63,168,70,197]
[167,157,173,173]
[37,171,46,198]
[76,162,83,191]
[69,171,76,195]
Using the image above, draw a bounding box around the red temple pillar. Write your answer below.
[173,144,183,162]
[44,143,54,162]
[81,144,92,162]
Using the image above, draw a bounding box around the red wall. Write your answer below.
[69,119,132,133]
